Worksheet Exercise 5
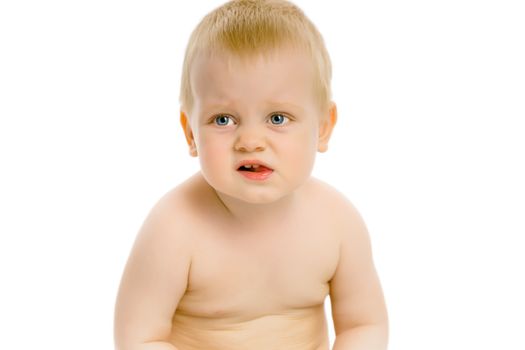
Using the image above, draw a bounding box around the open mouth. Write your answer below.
[237,164,272,173]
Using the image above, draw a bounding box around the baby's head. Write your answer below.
[180,0,333,116]
[179,0,337,204]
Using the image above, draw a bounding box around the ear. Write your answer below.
[317,102,338,153]
[180,111,198,157]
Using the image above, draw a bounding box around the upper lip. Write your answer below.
[236,159,274,170]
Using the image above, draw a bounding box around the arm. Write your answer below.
[129,342,179,350]
[114,195,192,350]
[329,200,389,350]
[332,325,388,350]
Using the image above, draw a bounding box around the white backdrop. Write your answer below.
[0,0,524,349]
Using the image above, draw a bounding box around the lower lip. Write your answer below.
[237,168,274,181]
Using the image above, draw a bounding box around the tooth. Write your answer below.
[245,165,252,168]
[252,165,260,168]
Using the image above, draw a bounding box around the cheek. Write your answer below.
[281,128,318,168]
[197,133,230,170]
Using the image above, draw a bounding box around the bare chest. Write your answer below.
[175,216,340,320]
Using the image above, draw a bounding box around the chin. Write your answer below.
[201,168,308,204]
[237,191,286,204]
[222,185,287,204]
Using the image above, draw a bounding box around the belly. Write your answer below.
[169,304,329,350]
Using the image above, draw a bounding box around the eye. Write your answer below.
[213,114,234,126]
[269,113,290,125]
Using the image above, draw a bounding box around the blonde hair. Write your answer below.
[179,0,332,114]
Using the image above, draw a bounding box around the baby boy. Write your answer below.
[114,1,388,349]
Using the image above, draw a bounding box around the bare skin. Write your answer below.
[115,170,368,349]
[114,48,388,350]
[168,172,339,349]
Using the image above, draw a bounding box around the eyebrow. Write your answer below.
[202,101,304,114]
[267,101,304,113]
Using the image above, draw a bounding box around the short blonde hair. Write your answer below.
[179,0,332,114]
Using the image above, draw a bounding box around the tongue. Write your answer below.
[254,166,271,172]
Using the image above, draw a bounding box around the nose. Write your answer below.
[234,125,266,153]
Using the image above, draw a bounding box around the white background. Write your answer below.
[1,0,524,349]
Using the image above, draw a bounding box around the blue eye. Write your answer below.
[214,115,233,126]
[213,113,289,126]
[270,113,288,125]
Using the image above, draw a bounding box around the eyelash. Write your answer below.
[211,113,291,127]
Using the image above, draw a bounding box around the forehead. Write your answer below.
[190,48,316,108]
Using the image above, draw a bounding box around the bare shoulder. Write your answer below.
[304,176,373,271]
[156,172,213,218]
[315,177,388,335]
[114,175,204,347]
[128,172,213,262]
[142,182,194,237]
[306,176,366,232]
[126,175,205,270]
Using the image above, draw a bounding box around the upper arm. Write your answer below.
[329,199,388,334]
[114,195,193,348]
